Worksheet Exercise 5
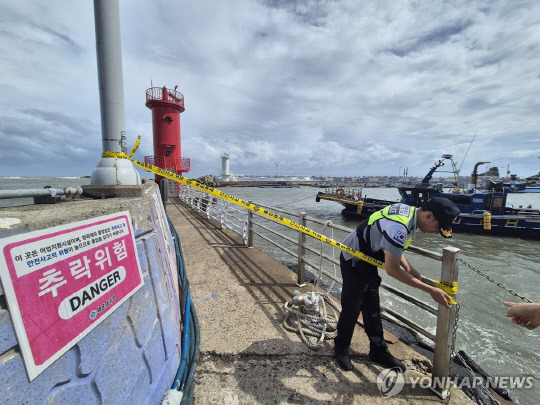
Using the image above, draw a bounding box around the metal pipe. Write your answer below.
[246,201,254,248]
[252,231,297,259]
[381,283,438,315]
[408,246,443,261]
[0,187,83,200]
[297,212,307,286]
[253,221,296,243]
[381,305,436,341]
[303,257,342,285]
[90,0,140,186]
[470,161,490,187]
[94,0,125,154]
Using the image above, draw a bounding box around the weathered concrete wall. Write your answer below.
[0,183,181,404]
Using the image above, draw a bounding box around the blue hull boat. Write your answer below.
[316,156,540,239]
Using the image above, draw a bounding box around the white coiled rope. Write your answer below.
[281,221,341,350]
[282,290,340,350]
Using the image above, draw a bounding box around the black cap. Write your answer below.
[424,197,460,238]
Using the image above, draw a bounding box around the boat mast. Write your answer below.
[421,158,446,184]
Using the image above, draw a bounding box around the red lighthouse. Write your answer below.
[144,86,190,191]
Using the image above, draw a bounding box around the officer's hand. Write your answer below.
[504,302,540,330]
[430,288,452,309]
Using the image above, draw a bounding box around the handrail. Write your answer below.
[146,86,185,108]
[179,187,444,332]
[144,156,191,172]
[177,185,459,396]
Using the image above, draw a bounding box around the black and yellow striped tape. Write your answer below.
[102,138,458,303]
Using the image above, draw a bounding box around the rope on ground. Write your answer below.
[281,221,341,350]
[281,290,340,350]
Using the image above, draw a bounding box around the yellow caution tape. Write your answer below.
[129,136,140,158]
[102,138,457,304]
[434,280,458,296]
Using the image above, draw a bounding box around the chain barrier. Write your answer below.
[449,304,502,404]
[447,256,533,404]
[457,258,532,303]
[449,303,460,379]
[111,140,526,402]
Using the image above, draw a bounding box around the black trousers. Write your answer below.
[335,253,386,352]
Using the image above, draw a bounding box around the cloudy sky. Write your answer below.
[1,0,540,180]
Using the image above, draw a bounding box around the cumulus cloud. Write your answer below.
[1,0,539,178]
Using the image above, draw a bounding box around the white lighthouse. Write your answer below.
[221,153,230,181]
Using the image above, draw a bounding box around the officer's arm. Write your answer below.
[385,251,451,308]
[400,255,420,279]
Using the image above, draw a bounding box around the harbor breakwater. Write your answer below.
[0,182,182,404]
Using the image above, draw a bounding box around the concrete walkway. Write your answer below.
[166,198,474,404]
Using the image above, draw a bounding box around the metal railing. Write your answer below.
[178,185,459,399]
[145,86,185,108]
[144,156,191,172]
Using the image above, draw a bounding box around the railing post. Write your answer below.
[431,246,460,399]
[220,202,228,229]
[296,212,306,287]
[246,201,254,248]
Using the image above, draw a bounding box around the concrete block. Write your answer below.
[0,350,76,404]
[146,351,180,405]
[45,381,99,404]
[94,325,141,404]
[123,365,151,405]
[143,320,166,384]
[81,185,144,198]
[144,236,170,316]
[128,273,157,347]
[137,239,150,275]
[144,235,181,362]
[77,300,130,375]
[0,183,183,404]
[0,309,17,355]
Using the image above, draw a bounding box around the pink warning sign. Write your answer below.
[0,211,144,380]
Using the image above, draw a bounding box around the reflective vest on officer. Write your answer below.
[367,203,416,249]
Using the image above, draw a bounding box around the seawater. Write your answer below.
[1,178,539,404]
[223,185,540,405]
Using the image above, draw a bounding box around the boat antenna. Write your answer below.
[458,131,477,175]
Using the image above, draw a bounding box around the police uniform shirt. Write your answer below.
[341,213,417,267]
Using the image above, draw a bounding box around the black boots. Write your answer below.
[335,345,406,373]
[369,348,406,373]
[334,347,353,371]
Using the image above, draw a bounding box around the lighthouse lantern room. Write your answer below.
[144,86,190,192]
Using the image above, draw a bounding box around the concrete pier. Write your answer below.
[166,198,474,404]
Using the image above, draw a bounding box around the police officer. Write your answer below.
[334,197,460,372]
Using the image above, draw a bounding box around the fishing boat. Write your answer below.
[503,174,527,193]
[315,186,395,218]
[316,155,540,239]
[524,186,540,193]
[257,184,300,188]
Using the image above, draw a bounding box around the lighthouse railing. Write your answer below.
[145,87,184,107]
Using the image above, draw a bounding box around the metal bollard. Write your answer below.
[430,246,460,399]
